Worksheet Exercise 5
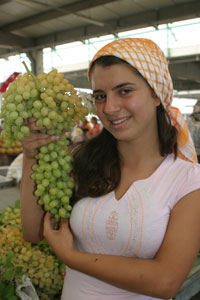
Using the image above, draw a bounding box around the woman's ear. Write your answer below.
[152,90,161,107]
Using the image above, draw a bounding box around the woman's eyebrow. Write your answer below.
[93,82,135,94]
[112,82,135,90]
[92,89,104,94]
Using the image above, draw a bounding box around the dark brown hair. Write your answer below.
[71,56,178,203]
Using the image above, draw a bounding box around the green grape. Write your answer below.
[23,91,30,100]
[61,196,70,204]
[20,111,29,118]
[7,103,16,111]
[41,106,49,116]
[50,151,57,159]
[43,154,51,162]
[21,126,30,136]
[49,188,57,196]
[15,117,23,126]
[43,117,51,127]
[33,100,43,109]
[16,132,24,140]
[16,103,25,112]
[42,179,50,187]
[59,207,67,218]
[10,111,19,120]
[36,118,43,127]
[44,171,51,179]
[51,161,59,169]
[30,88,38,98]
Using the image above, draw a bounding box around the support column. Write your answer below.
[26,49,43,75]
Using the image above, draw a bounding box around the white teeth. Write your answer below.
[111,117,129,125]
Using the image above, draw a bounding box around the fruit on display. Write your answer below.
[0,200,65,299]
[0,137,22,155]
[0,63,89,221]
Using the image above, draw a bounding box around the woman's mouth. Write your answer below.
[110,116,131,127]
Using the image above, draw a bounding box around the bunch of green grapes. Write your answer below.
[32,133,74,221]
[0,206,21,227]
[0,226,64,299]
[0,65,88,220]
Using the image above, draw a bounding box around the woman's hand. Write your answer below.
[43,212,75,264]
[22,118,59,159]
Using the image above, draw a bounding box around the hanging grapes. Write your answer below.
[0,63,90,222]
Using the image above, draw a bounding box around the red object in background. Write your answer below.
[0,72,20,93]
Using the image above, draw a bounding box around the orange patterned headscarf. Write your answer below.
[88,38,197,163]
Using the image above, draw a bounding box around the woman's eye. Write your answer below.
[120,88,132,95]
[93,94,106,102]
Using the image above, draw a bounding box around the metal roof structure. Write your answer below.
[0,0,200,97]
[0,0,199,58]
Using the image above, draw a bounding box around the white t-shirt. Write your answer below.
[61,154,200,300]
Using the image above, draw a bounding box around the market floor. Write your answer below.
[0,185,20,212]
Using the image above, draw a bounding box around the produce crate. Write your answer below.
[173,257,200,300]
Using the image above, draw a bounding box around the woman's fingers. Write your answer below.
[43,212,52,236]
[44,213,69,233]
[59,218,69,232]
[22,134,59,158]
[22,117,60,159]
[24,117,46,132]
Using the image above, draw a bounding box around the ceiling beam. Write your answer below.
[0,0,118,32]
[0,30,34,48]
[169,61,200,82]
[173,79,200,91]
[33,0,200,49]
[117,0,200,30]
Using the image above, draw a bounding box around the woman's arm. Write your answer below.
[20,118,59,242]
[20,154,44,242]
[43,189,200,299]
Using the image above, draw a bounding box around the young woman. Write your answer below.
[20,38,200,300]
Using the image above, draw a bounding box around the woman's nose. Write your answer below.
[103,95,120,114]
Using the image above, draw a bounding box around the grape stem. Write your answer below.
[22,61,39,88]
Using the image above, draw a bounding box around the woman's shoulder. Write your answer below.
[150,154,200,191]
[164,153,200,172]
[173,155,200,174]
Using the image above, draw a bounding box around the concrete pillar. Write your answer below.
[26,49,43,75]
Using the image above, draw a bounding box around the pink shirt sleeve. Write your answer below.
[172,163,200,209]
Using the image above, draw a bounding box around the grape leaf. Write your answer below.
[37,239,48,245]
[5,283,15,297]
[0,211,5,225]
[14,200,20,208]
[14,266,23,278]
[2,268,14,281]
[6,297,18,300]
[0,282,6,296]
[3,251,14,268]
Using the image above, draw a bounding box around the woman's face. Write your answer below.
[90,63,161,143]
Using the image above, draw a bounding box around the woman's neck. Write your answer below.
[117,135,162,170]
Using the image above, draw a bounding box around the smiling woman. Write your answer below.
[20,38,200,300]
[90,59,161,142]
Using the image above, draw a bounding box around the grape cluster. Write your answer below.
[0,226,64,299]
[0,66,89,220]
[0,204,65,299]
[32,134,74,220]
[1,206,21,226]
